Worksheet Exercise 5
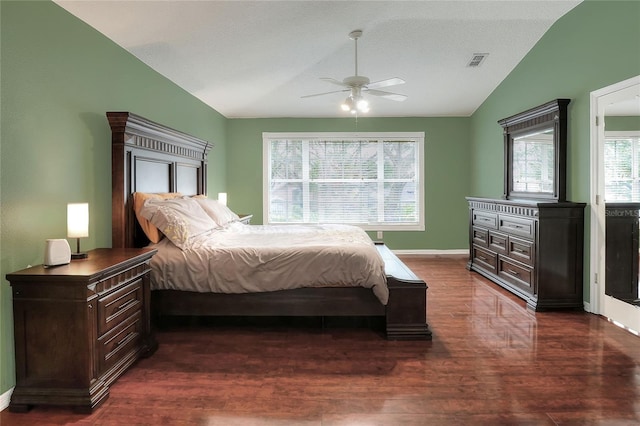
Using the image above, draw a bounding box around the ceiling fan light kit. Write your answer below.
[341,87,370,114]
[302,29,407,115]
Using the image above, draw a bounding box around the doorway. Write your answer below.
[590,75,640,333]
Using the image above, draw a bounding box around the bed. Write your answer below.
[108,111,431,340]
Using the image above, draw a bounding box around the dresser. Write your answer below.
[7,248,157,413]
[467,197,585,310]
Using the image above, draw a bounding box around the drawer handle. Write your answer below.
[114,331,135,349]
[116,299,138,312]
[477,256,487,261]
[506,268,520,276]
[513,248,526,253]
[116,299,138,311]
[507,224,524,230]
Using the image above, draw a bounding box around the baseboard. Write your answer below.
[583,301,592,313]
[0,387,13,412]
[392,249,468,256]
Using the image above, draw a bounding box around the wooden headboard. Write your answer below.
[108,112,212,248]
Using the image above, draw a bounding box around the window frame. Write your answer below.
[262,132,425,231]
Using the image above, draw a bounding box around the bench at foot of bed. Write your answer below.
[375,243,432,340]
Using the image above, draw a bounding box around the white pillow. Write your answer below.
[194,198,240,227]
[140,198,218,249]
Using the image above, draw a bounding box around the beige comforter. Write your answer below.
[148,222,389,304]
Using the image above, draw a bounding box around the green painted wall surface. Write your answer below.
[226,117,471,251]
[0,1,227,394]
[469,0,640,301]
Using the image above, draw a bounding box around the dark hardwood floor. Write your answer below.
[2,255,639,425]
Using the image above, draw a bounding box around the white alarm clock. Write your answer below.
[44,239,71,267]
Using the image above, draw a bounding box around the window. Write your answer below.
[604,132,640,202]
[263,132,425,231]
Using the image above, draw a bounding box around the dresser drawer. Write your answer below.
[499,215,535,239]
[472,227,489,247]
[508,236,534,266]
[98,310,142,375]
[97,279,143,336]
[498,257,532,292]
[488,231,508,255]
[472,211,498,229]
[472,245,497,274]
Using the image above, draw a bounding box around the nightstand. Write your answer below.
[6,247,157,413]
[238,214,253,224]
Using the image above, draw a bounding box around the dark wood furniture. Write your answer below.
[501,99,570,202]
[467,197,585,310]
[108,111,431,340]
[6,248,157,413]
[605,203,640,304]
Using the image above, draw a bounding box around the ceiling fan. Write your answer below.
[302,29,407,114]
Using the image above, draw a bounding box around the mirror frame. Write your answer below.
[499,98,570,202]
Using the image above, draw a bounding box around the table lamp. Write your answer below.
[67,203,89,259]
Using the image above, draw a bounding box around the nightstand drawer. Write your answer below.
[98,279,143,336]
[98,310,142,374]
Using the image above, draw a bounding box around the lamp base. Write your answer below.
[71,252,88,260]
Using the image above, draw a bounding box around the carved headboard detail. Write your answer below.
[108,112,212,248]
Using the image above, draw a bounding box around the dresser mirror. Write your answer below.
[499,99,570,202]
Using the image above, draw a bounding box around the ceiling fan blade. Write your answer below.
[319,77,349,87]
[366,89,408,102]
[367,77,405,89]
[301,89,349,99]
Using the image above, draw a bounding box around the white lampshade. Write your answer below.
[218,192,227,206]
[67,203,89,238]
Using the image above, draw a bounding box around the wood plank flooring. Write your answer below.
[2,254,639,425]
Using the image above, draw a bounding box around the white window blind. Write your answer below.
[263,133,425,231]
[604,133,640,201]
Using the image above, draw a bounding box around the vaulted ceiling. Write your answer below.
[54,0,583,118]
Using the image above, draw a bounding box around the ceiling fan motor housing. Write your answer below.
[343,76,370,87]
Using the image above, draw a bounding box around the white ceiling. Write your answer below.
[54,0,584,118]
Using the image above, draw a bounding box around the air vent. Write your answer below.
[467,53,489,67]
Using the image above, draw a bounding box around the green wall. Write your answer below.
[226,117,471,250]
[0,1,227,395]
[468,0,640,300]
